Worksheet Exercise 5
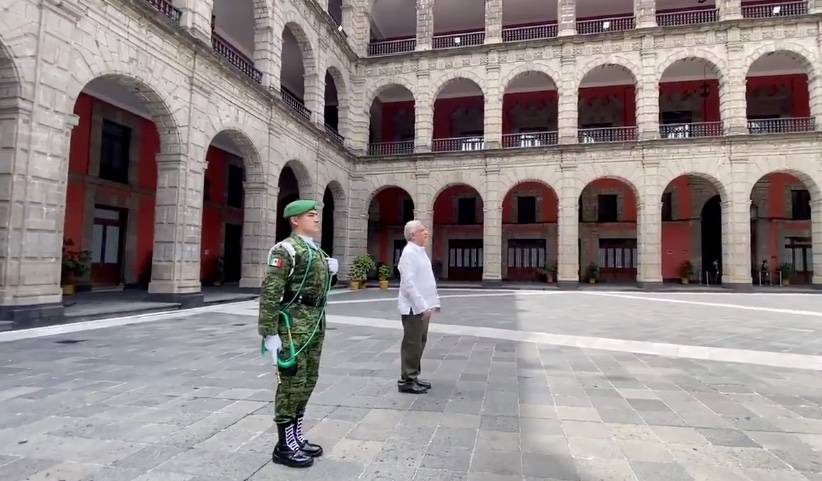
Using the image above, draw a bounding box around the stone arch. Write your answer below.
[657,54,726,90]
[366,183,418,209]
[747,164,822,201]
[0,35,21,100]
[205,127,265,182]
[431,180,486,205]
[66,72,183,155]
[325,64,350,135]
[432,72,486,100]
[282,21,318,75]
[367,80,417,110]
[502,64,560,93]
[659,169,730,202]
[576,57,641,89]
[745,45,818,80]
[498,167,563,196]
[281,158,314,199]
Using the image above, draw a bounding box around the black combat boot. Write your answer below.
[294,414,323,457]
[272,421,314,468]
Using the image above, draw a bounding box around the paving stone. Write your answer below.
[630,461,694,481]
[696,428,761,448]
[470,449,523,475]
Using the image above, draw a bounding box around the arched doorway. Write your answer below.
[432,78,485,152]
[659,58,722,138]
[433,185,484,281]
[367,187,414,277]
[62,77,169,289]
[322,186,335,255]
[579,178,637,283]
[660,175,723,284]
[211,0,263,82]
[501,182,559,281]
[280,23,315,118]
[200,132,252,286]
[276,166,300,242]
[502,72,558,148]
[746,51,814,133]
[368,84,415,155]
[750,172,814,285]
[578,64,637,143]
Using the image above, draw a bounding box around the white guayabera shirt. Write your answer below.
[397,242,440,315]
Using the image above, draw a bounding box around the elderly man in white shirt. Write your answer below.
[396,220,440,394]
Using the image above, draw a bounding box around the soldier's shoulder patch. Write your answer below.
[270,256,284,268]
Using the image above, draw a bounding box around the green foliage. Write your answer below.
[780,262,795,277]
[350,254,376,281]
[584,263,599,282]
[61,239,91,283]
[378,264,392,281]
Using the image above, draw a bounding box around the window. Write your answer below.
[598,239,637,269]
[661,111,693,125]
[99,120,131,184]
[517,196,537,224]
[402,199,414,224]
[598,194,618,223]
[662,192,673,222]
[507,239,546,269]
[792,189,811,220]
[457,197,477,225]
[784,237,812,273]
[227,165,244,208]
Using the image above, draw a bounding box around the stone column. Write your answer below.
[414,172,435,259]
[812,199,822,286]
[483,164,502,282]
[304,73,323,126]
[813,0,822,14]
[416,0,434,51]
[637,37,659,141]
[484,52,502,149]
[718,0,742,20]
[558,45,578,145]
[634,0,657,28]
[341,175,369,280]
[342,0,370,57]
[637,163,663,288]
[721,165,753,288]
[558,0,576,37]
[722,34,748,135]
[348,73,369,154]
[252,6,276,89]
[557,164,580,287]
[239,181,276,289]
[148,154,205,304]
[179,0,214,44]
[415,62,433,153]
[485,0,503,43]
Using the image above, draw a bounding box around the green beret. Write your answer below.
[283,199,322,219]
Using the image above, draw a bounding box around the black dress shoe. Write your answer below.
[414,379,432,389]
[398,382,428,394]
[272,422,314,468]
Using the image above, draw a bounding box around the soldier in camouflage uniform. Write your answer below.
[259,199,336,469]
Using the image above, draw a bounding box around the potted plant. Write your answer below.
[679,260,694,285]
[61,239,91,296]
[780,262,794,286]
[349,254,376,290]
[378,265,392,289]
[547,262,558,284]
[584,263,599,284]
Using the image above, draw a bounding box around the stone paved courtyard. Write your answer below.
[1,289,822,481]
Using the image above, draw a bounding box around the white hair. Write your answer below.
[404,220,425,241]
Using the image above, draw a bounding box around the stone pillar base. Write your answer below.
[146,292,205,308]
[0,303,65,323]
[557,280,579,290]
[638,281,664,291]
[481,279,503,288]
[724,282,753,291]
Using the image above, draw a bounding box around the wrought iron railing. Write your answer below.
[432,136,486,152]
[502,132,558,149]
[368,141,415,156]
[747,117,815,134]
[576,16,635,35]
[432,31,485,49]
[368,38,417,57]
[660,122,724,139]
[578,127,638,143]
[502,24,558,42]
[212,33,262,84]
[656,8,718,26]
[325,125,344,144]
[145,0,182,23]
[280,89,311,121]
[742,1,808,18]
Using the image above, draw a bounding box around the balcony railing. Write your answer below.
[502,132,558,149]
[280,89,311,121]
[742,1,808,18]
[747,117,816,134]
[578,127,638,143]
[660,122,724,139]
[656,8,718,26]
[432,31,485,49]
[502,24,558,42]
[368,141,415,156]
[368,38,417,57]
[145,0,182,23]
[325,125,344,144]
[576,16,635,35]
[432,136,486,152]
[212,33,262,84]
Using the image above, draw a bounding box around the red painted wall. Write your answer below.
[200,145,245,282]
[502,90,558,134]
[501,182,558,223]
[747,74,810,117]
[579,85,636,126]
[65,93,158,285]
[659,80,721,122]
[371,187,412,264]
[433,95,484,138]
[380,101,415,142]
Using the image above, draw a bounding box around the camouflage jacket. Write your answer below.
[258,235,331,338]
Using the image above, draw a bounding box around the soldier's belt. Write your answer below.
[283,291,325,307]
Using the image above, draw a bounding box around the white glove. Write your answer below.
[327,258,339,275]
[264,335,281,364]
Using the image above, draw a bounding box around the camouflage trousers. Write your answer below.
[274,327,324,423]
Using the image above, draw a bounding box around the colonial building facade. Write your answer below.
[1,0,822,320]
